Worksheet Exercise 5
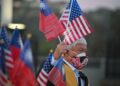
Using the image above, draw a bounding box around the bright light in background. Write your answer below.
[8,23,26,30]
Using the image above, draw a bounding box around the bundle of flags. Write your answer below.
[0,0,93,85]
[39,0,93,44]
[38,0,93,85]
[0,27,36,86]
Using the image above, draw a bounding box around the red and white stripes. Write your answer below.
[4,49,14,70]
[0,70,8,86]
[60,9,93,45]
[37,69,48,86]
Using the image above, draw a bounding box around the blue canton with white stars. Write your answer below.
[0,27,10,48]
[40,0,52,16]
[0,46,6,73]
[42,54,52,73]
[67,0,83,21]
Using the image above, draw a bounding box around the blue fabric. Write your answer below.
[10,28,21,48]
[51,55,84,84]
[20,39,34,71]
[67,0,83,21]
[40,0,52,16]
[54,58,64,73]
[50,57,65,81]
[0,27,10,48]
[0,46,6,73]
[0,27,9,73]
[42,53,52,73]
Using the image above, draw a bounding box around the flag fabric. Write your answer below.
[12,39,36,86]
[9,28,24,85]
[0,27,10,48]
[20,39,34,71]
[0,70,8,86]
[10,28,23,62]
[60,0,93,45]
[0,27,9,86]
[40,0,65,41]
[0,27,14,71]
[37,54,53,86]
[0,46,8,86]
[48,58,66,86]
[0,27,15,86]
[4,49,14,72]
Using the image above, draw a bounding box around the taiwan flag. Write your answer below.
[10,28,23,62]
[40,0,65,41]
[48,58,66,86]
[9,28,23,85]
[12,39,36,86]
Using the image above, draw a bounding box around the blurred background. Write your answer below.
[0,0,120,86]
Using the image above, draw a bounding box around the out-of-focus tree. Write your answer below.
[85,9,120,57]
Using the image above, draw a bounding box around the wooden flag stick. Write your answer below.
[57,0,74,43]
[58,36,62,43]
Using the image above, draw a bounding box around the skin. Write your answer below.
[53,42,87,66]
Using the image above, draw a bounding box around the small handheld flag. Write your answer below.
[37,54,53,86]
[0,46,8,86]
[60,0,93,45]
[11,37,36,86]
[40,0,65,41]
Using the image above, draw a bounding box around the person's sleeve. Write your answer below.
[47,80,54,86]
[51,55,58,66]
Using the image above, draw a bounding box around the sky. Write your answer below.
[48,0,120,11]
[78,0,120,11]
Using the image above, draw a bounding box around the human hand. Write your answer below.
[53,42,67,60]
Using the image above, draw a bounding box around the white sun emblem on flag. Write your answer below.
[40,2,45,9]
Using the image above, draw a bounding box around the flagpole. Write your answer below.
[66,0,74,29]
[57,36,62,43]
[67,0,74,22]
[57,0,74,43]
[63,0,74,40]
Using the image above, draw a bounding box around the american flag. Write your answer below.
[4,49,14,70]
[0,47,8,86]
[37,54,52,86]
[0,27,14,70]
[60,0,93,45]
[0,70,8,86]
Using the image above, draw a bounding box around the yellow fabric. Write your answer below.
[64,64,78,86]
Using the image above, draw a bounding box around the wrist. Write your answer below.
[53,49,60,60]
